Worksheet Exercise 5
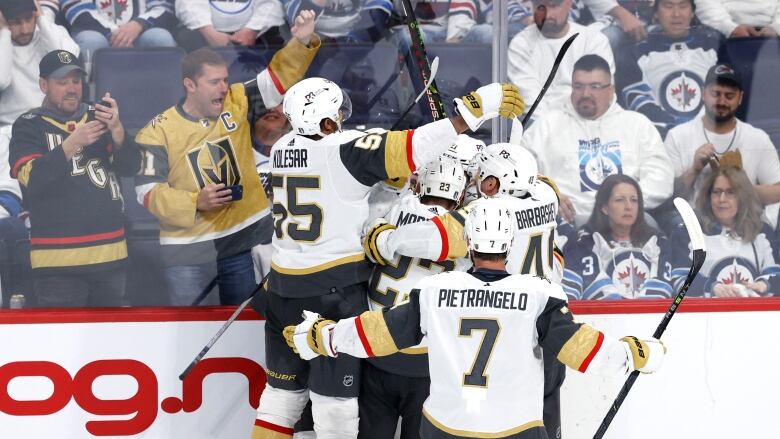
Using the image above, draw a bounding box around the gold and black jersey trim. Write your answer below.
[536,175,561,203]
[421,410,545,438]
[431,209,468,262]
[268,255,373,298]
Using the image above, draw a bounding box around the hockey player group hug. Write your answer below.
[247,25,666,437]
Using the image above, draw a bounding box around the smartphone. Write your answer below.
[227,184,243,201]
[87,99,111,122]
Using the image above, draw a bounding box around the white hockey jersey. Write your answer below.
[328,269,638,437]
[367,194,470,377]
[269,119,458,297]
[376,177,564,284]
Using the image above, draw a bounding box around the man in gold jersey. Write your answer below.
[134,11,320,305]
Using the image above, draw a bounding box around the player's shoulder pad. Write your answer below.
[536,175,561,202]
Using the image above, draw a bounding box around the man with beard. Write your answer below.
[519,54,673,228]
[665,64,780,205]
[0,0,79,130]
[8,50,142,307]
[507,0,614,123]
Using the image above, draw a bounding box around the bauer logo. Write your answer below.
[0,357,265,436]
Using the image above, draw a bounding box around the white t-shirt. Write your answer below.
[664,116,780,201]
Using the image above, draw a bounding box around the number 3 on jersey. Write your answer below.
[271,175,323,242]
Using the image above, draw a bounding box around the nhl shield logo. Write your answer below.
[58,51,73,64]
[343,375,354,387]
[661,70,703,117]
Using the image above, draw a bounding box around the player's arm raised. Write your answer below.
[339,84,524,189]
[283,289,425,360]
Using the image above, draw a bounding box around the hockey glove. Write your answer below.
[283,311,337,360]
[621,336,666,374]
[362,219,396,265]
[454,83,525,131]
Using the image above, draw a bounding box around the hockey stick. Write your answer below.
[398,0,447,122]
[190,276,218,306]
[390,56,440,130]
[179,282,264,380]
[520,32,579,128]
[592,198,706,439]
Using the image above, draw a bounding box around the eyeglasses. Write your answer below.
[711,188,737,198]
[572,82,612,91]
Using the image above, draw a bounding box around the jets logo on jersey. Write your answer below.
[661,70,703,117]
[186,136,241,189]
[708,257,756,291]
[578,138,622,192]
[609,251,650,297]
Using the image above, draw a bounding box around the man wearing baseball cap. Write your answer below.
[6,48,142,307]
[666,63,780,207]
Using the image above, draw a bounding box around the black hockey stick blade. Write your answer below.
[520,32,579,128]
[593,198,706,439]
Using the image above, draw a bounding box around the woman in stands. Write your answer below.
[671,155,780,297]
[562,174,673,300]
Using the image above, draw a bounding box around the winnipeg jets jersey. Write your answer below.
[618,27,722,133]
[670,223,780,296]
[367,194,470,377]
[329,269,636,437]
[563,230,673,301]
[269,119,458,297]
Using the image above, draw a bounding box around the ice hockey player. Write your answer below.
[285,197,666,439]
[252,77,524,439]
[360,156,470,438]
[363,143,567,438]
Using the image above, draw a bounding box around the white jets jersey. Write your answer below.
[671,223,780,296]
[268,119,459,297]
[330,269,636,437]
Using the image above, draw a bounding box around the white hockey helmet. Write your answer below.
[465,198,514,254]
[441,135,486,175]
[418,157,467,202]
[474,143,538,196]
[283,77,352,136]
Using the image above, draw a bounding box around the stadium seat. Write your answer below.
[722,37,780,126]
[307,41,404,127]
[93,47,186,132]
[424,44,492,115]
[213,46,276,84]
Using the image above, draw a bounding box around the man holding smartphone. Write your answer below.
[134,10,320,306]
[8,49,141,307]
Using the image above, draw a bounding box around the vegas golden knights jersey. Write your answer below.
[8,104,141,273]
[327,269,636,438]
[268,119,459,297]
[367,194,470,377]
[135,37,318,263]
[379,177,566,282]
